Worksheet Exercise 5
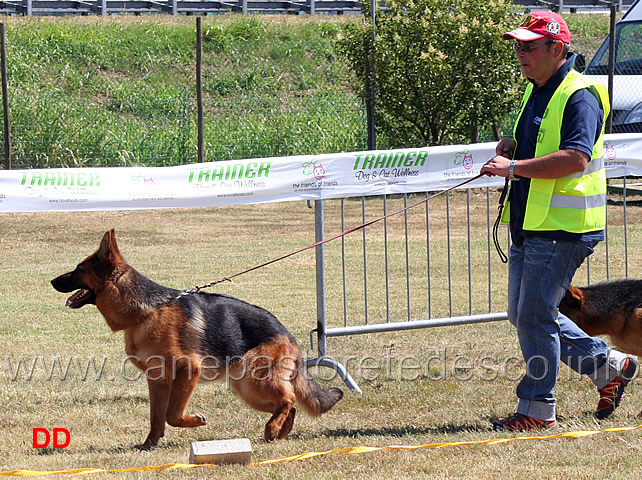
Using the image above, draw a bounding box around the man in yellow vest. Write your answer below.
[481,11,637,431]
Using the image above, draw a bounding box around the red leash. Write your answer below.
[176,173,485,298]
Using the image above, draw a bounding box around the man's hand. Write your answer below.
[480,138,590,179]
[496,138,516,159]
[481,155,512,177]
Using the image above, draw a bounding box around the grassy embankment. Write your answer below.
[1,12,612,168]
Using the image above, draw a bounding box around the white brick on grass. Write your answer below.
[189,438,252,465]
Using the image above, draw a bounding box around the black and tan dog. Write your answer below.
[559,278,642,356]
[51,229,342,449]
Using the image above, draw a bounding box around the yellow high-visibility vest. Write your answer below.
[502,69,610,233]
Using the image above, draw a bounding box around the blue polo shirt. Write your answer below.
[509,53,605,247]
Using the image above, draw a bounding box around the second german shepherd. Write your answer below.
[559,278,642,356]
[51,229,343,449]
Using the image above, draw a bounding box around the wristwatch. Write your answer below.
[508,160,517,181]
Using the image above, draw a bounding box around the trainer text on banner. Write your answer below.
[1,135,640,213]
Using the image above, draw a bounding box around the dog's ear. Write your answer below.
[97,229,122,263]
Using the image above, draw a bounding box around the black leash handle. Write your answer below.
[492,177,510,264]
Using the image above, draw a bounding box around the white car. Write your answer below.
[582,0,642,133]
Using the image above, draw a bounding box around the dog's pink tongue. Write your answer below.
[66,289,88,307]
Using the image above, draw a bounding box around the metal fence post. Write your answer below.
[315,199,327,358]
[196,17,204,163]
[1,23,11,170]
[366,0,376,150]
[606,4,616,134]
[307,199,362,393]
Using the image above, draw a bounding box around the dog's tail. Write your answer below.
[294,358,343,417]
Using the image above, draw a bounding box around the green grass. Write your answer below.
[3,15,363,168]
[0,192,640,479]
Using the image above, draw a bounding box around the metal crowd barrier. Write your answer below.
[306,179,639,392]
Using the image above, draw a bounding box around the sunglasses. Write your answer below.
[513,40,556,53]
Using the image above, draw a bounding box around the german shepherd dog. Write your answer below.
[51,229,343,449]
[559,278,642,356]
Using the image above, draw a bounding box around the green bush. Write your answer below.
[338,0,524,148]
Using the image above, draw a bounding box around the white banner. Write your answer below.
[1,134,641,213]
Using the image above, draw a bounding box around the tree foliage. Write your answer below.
[339,0,524,148]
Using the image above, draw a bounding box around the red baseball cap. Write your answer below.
[503,11,571,44]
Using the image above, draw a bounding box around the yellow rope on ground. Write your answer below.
[0,463,202,476]
[253,424,642,465]
[2,424,641,476]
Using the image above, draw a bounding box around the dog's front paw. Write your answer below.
[167,414,207,428]
[134,431,163,451]
[191,413,207,427]
[134,441,156,451]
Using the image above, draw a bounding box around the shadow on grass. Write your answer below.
[304,422,491,440]
[36,447,68,456]
[84,440,185,455]
[73,394,149,406]
[607,198,642,207]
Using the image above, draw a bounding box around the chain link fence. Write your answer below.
[7,92,366,168]
[3,35,367,169]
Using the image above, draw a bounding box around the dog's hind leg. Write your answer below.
[277,407,296,440]
[264,401,296,442]
[231,374,298,441]
[230,358,298,441]
[228,337,303,440]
